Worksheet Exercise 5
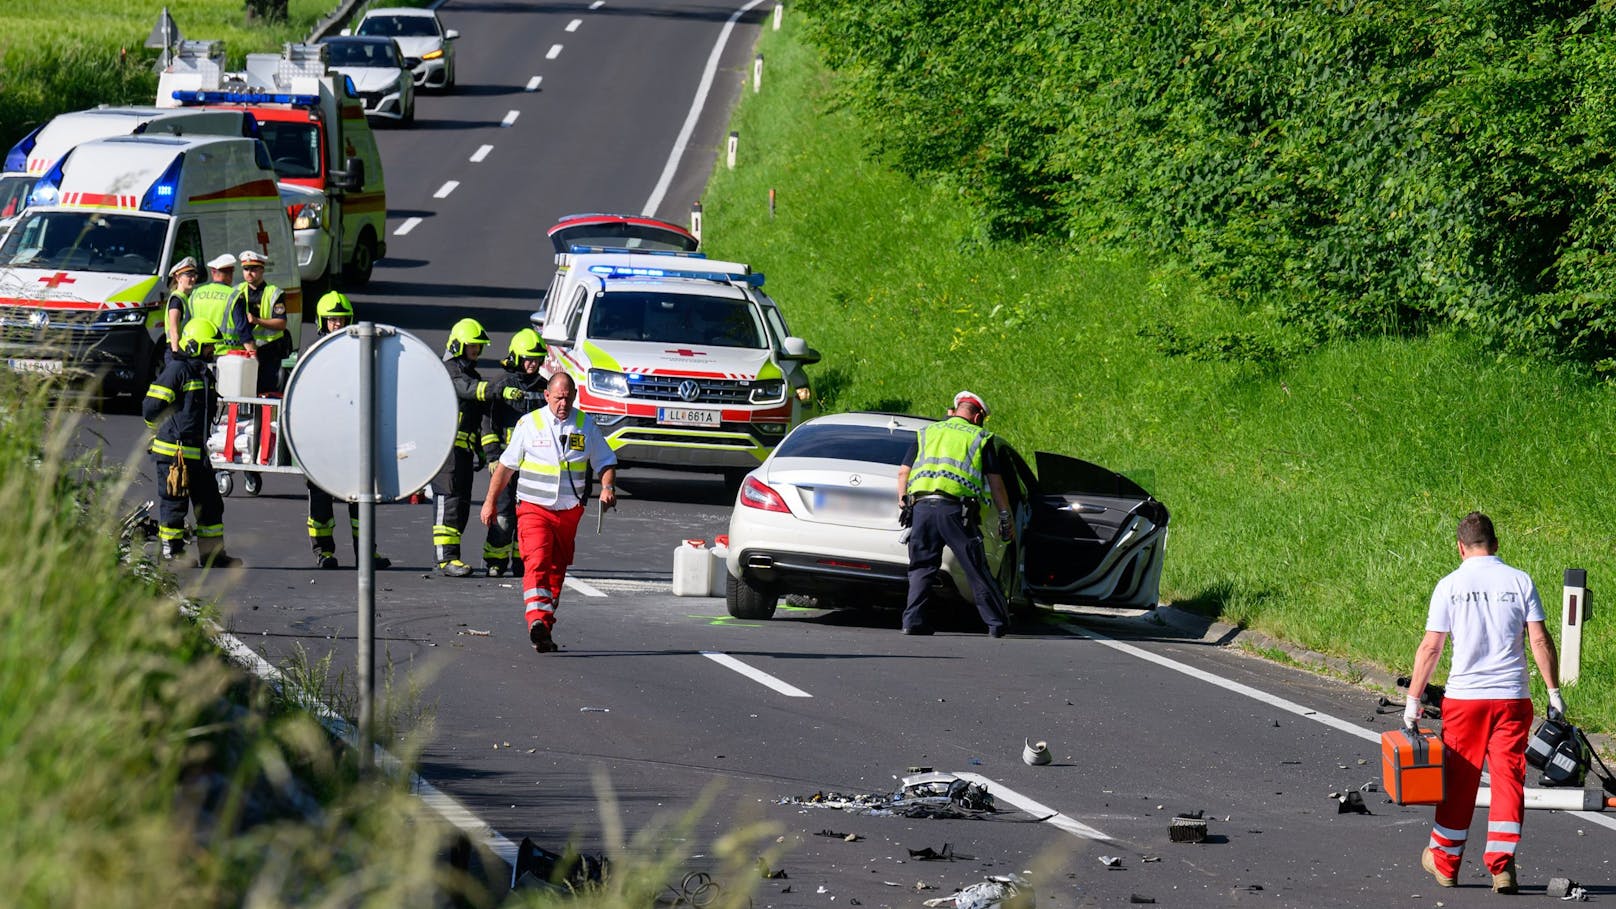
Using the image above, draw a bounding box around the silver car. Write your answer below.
[350,7,458,90]
[320,36,416,125]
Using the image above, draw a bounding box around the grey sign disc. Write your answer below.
[282,325,457,500]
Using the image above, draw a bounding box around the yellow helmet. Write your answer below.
[179,318,223,357]
[446,318,490,357]
[316,290,354,319]
[508,328,545,361]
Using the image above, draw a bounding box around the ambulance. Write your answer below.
[0,134,300,398]
[533,247,819,487]
[158,42,386,289]
[0,106,258,231]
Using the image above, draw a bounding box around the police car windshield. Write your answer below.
[256,121,322,179]
[588,292,765,348]
[0,211,166,275]
[775,423,918,465]
[358,15,439,37]
[0,175,35,221]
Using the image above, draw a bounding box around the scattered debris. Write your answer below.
[1098,856,1123,868]
[1336,791,1371,815]
[921,874,1031,909]
[657,871,721,907]
[1141,856,1162,863]
[511,836,610,893]
[756,858,788,879]
[909,844,973,861]
[1023,739,1052,766]
[1548,878,1589,901]
[1129,896,1156,905]
[815,828,861,841]
[458,628,491,637]
[578,706,610,713]
[781,771,995,820]
[1170,810,1208,843]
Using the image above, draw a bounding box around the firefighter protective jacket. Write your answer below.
[143,354,216,460]
[445,354,494,452]
[482,367,546,462]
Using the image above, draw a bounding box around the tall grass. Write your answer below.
[701,19,1615,731]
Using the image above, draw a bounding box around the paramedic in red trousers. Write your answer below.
[479,372,617,653]
[1403,511,1563,895]
[480,328,549,578]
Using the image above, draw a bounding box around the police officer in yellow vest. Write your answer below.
[186,253,254,354]
[163,256,200,361]
[238,249,289,394]
[895,391,1014,637]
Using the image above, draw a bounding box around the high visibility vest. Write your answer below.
[187,282,247,349]
[906,416,991,501]
[517,410,590,506]
[239,281,285,345]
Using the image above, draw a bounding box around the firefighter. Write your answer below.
[143,317,241,568]
[186,253,254,354]
[238,249,290,394]
[304,291,392,570]
[479,372,617,653]
[481,328,549,577]
[163,256,200,360]
[431,317,508,577]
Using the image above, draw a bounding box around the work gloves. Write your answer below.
[898,497,913,528]
[1402,695,1422,730]
[1548,687,1567,722]
[501,383,525,402]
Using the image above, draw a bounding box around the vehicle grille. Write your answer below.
[404,56,422,68]
[627,375,752,405]
[359,91,385,108]
[0,309,99,344]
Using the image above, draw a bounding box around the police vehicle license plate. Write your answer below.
[6,358,63,375]
[657,408,720,427]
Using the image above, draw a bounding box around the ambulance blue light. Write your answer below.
[4,125,43,174]
[568,244,706,259]
[141,154,187,214]
[28,153,68,207]
[170,90,320,108]
[586,264,764,287]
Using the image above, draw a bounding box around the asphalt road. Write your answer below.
[67,0,1616,905]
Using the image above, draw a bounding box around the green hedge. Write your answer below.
[795,0,1616,365]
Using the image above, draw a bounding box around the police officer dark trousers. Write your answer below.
[432,318,497,577]
[482,329,547,577]
[898,391,1012,636]
[144,318,240,568]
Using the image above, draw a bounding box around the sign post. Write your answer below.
[1561,569,1590,686]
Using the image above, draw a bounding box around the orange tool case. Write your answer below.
[1382,725,1446,806]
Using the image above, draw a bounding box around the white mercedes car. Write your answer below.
[320,36,415,124]
[723,411,1170,621]
[350,8,459,90]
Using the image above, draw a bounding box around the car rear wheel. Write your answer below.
[727,572,777,620]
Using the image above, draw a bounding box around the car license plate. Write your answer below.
[7,358,63,375]
[657,407,720,427]
[812,488,891,519]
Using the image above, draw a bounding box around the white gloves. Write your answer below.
[1547,688,1566,719]
[1403,694,1422,728]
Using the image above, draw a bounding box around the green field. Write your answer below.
[700,16,1615,732]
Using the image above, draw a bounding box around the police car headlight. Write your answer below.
[94,309,146,325]
[748,379,786,405]
[293,200,326,231]
[588,368,629,398]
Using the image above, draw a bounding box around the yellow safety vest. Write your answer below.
[906,416,990,501]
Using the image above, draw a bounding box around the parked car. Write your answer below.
[722,411,1170,620]
[349,7,458,89]
[320,36,415,125]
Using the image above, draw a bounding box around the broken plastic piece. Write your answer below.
[1098,855,1122,867]
[1170,814,1209,843]
[1129,896,1156,905]
[1336,791,1372,815]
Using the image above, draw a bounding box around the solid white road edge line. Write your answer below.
[546,44,563,59]
[433,180,459,199]
[641,0,769,216]
[566,18,582,31]
[199,613,519,872]
[701,651,812,697]
[470,145,493,163]
[394,216,422,236]
[564,577,606,598]
[501,110,520,127]
[1076,627,1616,833]
[954,772,1110,841]
[525,76,542,91]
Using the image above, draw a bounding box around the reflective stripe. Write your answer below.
[195,523,223,539]
[308,517,335,537]
[907,418,989,500]
[158,526,185,541]
[1486,821,1521,835]
[147,385,176,403]
[515,410,589,506]
[475,381,490,401]
[1427,838,1464,856]
[431,524,461,545]
[1484,840,1519,854]
[480,433,500,448]
[151,439,202,459]
[1432,823,1468,841]
[483,542,513,559]
[181,380,206,393]
[241,283,285,344]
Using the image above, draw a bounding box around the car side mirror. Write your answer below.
[333,156,365,192]
[445,29,460,40]
[340,27,353,36]
[529,295,548,326]
[781,336,820,365]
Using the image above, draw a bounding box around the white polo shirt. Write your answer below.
[498,405,616,510]
[1425,554,1545,699]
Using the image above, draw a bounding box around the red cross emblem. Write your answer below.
[664,348,704,357]
[255,220,271,254]
[38,272,75,289]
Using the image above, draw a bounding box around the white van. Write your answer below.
[0,134,300,398]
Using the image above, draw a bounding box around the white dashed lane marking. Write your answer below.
[525,76,542,91]
[702,652,812,698]
[394,217,422,236]
[590,0,604,7]
[563,577,606,598]
[433,180,459,199]
[501,110,520,127]
[546,44,563,59]
[469,145,493,163]
[566,18,582,31]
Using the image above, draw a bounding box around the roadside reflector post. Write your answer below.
[1561,568,1588,686]
[768,188,776,218]
[690,201,703,244]
[727,132,739,170]
[774,2,783,30]
[753,54,764,93]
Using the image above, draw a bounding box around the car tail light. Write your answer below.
[740,476,790,513]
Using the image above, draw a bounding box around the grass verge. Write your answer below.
[700,17,1615,732]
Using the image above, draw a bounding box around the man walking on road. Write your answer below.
[481,328,549,578]
[1404,511,1564,894]
[895,390,1014,637]
[480,373,616,653]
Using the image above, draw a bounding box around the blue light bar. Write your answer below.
[141,153,187,215]
[4,124,43,174]
[28,152,69,208]
[170,90,320,108]
[567,244,706,259]
[586,263,763,286]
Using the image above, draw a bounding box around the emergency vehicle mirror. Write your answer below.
[446,29,460,39]
[781,336,820,365]
[335,157,365,192]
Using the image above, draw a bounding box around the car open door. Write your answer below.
[1020,451,1169,609]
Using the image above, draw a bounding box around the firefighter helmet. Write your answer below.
[179,318,223,357]
[446,318,490,357]
[508,328,545,361]
[316,290,354,320]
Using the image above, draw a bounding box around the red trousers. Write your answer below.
[516,501,584,633]
[1427,697,1532,876]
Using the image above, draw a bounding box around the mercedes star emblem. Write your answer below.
[848,474,862,486]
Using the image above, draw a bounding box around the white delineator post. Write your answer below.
[774,2,783,30]
[1561,568,1588,686]
[690,201,703,243]
[753,54,763,92]
[727,131,739,169]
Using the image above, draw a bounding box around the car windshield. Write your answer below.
[256,121,322,179]
[325,41,398,67]
[0,175,36,220]
[587,292,765,348]
[0,211,167,275]
[358,15,439,38]
[774,423,919,465]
